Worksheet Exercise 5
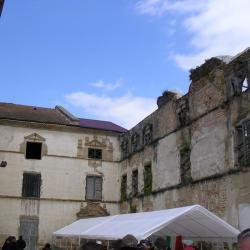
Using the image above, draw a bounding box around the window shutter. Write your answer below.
[86,177,94,200]
[22,173,41,198]
[94,177,102,200]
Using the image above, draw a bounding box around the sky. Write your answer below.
[0,0,250,129]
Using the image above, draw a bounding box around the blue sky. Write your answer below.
[1,0,250,128]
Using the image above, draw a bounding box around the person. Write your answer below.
[2,236,12,250]
[183,240,195,250]
[238,228,250,250]
[7,236,18,250]
[154,237,167,250]
[42,243,51,250]
[16,236,26,250]
[137,239,153,250]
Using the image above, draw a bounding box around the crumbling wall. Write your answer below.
[119,48,250,228]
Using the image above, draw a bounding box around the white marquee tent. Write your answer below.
[53,205,240,242]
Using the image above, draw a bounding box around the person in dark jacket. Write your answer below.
[7,236,18,250]
[16,236,26,250]
[2,236,12,250]
[42,243,51,250]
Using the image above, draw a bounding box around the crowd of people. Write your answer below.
[2,236,26,250]
[1,236,51,250]
[1,228,250,250]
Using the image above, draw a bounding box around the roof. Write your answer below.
[0,102,127,133]
[0,102,71,125]
[79,118,127,133]
[53,205,240,242]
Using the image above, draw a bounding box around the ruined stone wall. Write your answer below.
[119,48,250,230]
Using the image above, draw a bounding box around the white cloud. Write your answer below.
[90,78,123,91]
[136,0,250,70]
[65,92,157,129]
[135,0,205,16]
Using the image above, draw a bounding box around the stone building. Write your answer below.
[0,48,250,249]
[119,48,250,231]
[0,104,126,249]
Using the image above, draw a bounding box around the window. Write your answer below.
[121,139,129,157]
[242,78,248,92]
[85,176,102,200]
[143,124,152,145]
[120,175,127,201]
[236,120,250,166]
[144,164,152,195]
[180,148,192,184]
[88,148,102,160]
[26,142,42,160]
[132,170,138,197]
[22,173,41,198]
[131,133,139,153]
[178,107,189,127]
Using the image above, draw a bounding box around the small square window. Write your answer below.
[26,142,42,160]
[88,148,102,160]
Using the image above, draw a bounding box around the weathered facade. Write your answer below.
[0,104,125,249]
[0,48,250,249]
[119,48,250,231]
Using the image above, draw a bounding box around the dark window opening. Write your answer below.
[236,120,250,166]
[143,124,152,145]
[120,175,127,201]
[22,173,41,198]
[88,148,102,160]
[180,148,192,184]
[144,164,152,195]
[132,170,138,197]
[26,142,42,160]
[178,108,189,127]
[131,134,139,153]
[85,176,102,200]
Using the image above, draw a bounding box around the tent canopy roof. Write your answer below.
[53,205,240,241]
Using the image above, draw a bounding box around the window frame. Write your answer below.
[132,169,138,197]
[236,120,250,166]
[88,148,102,160]
[22,173,41,198]
[85,175,103,201]
[143,124,153,145]
[131,133,139,153]
[25,141,42,160]
[120,174,127,201]
[143,164,152,195]
[121,139,129,157]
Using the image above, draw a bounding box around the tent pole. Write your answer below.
[107,240,110,250]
